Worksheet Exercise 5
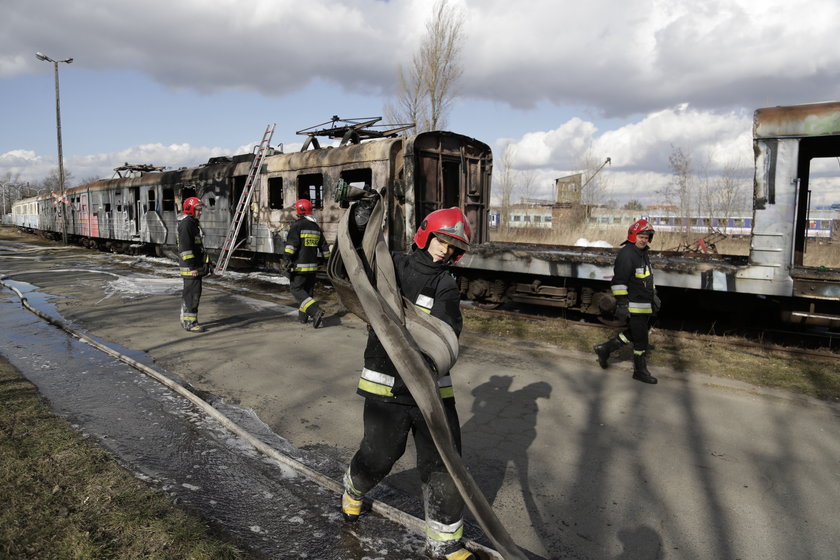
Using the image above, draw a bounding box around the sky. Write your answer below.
[3,0,840,208]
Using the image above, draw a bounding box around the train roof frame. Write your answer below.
[753,100,840,139]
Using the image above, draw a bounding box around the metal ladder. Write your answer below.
[216,124,275,273]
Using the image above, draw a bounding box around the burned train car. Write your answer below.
[12,102,840,328]
[456,101,840,328]
[12,126,493,268]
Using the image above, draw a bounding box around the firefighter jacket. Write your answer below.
[284,216,331,274]
[611,242,655,315]
[176,214,209,276]
[357,249,463,405]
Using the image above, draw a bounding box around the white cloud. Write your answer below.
[2,0,840,206]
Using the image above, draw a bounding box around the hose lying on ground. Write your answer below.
[328,195,528,560]
[0,267,505,559]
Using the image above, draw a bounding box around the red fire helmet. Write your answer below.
[413,207,472,262]
[295,199,313,216]
[627,218,655,243]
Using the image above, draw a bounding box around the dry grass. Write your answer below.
[802,240,840,268]
[490,224,840,264]
[463,307,840,403]
[0,356,253,560]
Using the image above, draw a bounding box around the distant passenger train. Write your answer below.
[10,102,840,328]
[643,213,835,239]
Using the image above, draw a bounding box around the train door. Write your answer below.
[80,192,90,237]
[415,150,459,222]
[411,132,493,245]
[128,186,140,237]
[794,136,840,268]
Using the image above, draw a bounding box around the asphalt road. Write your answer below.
[2,231,839,560]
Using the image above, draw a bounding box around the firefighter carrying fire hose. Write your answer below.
[594,218,661,384]
[284,198,330,328]
[177,196,212,333]
[337,194,483,560]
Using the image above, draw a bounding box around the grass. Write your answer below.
[491,223,840,266]
[463,306,840,403]
[0,355,255,560]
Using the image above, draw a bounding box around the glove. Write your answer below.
[614,299,629,323]
[280,257,292,277]
[352,193,380,230]
[653,293,662,315]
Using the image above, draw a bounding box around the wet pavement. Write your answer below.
[0,283,438,559]
[2,230,840,560]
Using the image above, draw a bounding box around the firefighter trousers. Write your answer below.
[619,314,651,353]
[180,276,202,326]
[348,398,465,527]
[289,272,320,317]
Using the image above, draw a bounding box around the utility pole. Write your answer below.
[36,51,73,244]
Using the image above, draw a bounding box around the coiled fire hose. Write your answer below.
[328,194,528,560]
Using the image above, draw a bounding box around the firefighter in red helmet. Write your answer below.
[284,198,331,328]
[594,218,660,383]
[177,196,212,332]
[341,204,478,560]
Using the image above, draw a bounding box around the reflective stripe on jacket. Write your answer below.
[358,368,455,399]
[176,214,208,276]
[611,242,655,314]
[284,215,331,273]
[357,249,462,405]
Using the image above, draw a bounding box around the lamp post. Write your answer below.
[36,51,73,245]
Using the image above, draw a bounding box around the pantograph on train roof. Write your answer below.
[296,116,415,151]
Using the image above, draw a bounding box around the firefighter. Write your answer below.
[284,199,330,328]
[177,196,212,332]
[594,218,660,383]
[341,206,477,560]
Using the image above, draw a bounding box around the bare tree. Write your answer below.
[495,143,516,234]
[693,153,751,234]
[387,0,464,132]
[514,169,537,204]
[662,145,693,236]
[713,159,751,220]
[385,58,425,129]
[38,167,74,196]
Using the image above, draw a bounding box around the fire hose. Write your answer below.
[327,192,528,560]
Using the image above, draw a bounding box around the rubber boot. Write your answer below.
[341,470,364,522]
[297,311,309,324]
[632,353,658,384]
[427,540,476,560]
[594,337,623,369]
[341,491,363,522]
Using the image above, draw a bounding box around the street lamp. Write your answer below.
[35,51,73,244]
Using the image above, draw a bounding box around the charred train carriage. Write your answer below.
[11,102,840,328]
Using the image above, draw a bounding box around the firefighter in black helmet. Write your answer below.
[284,198,330,328]
[177,196,212,332]
[594,218,660,384]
